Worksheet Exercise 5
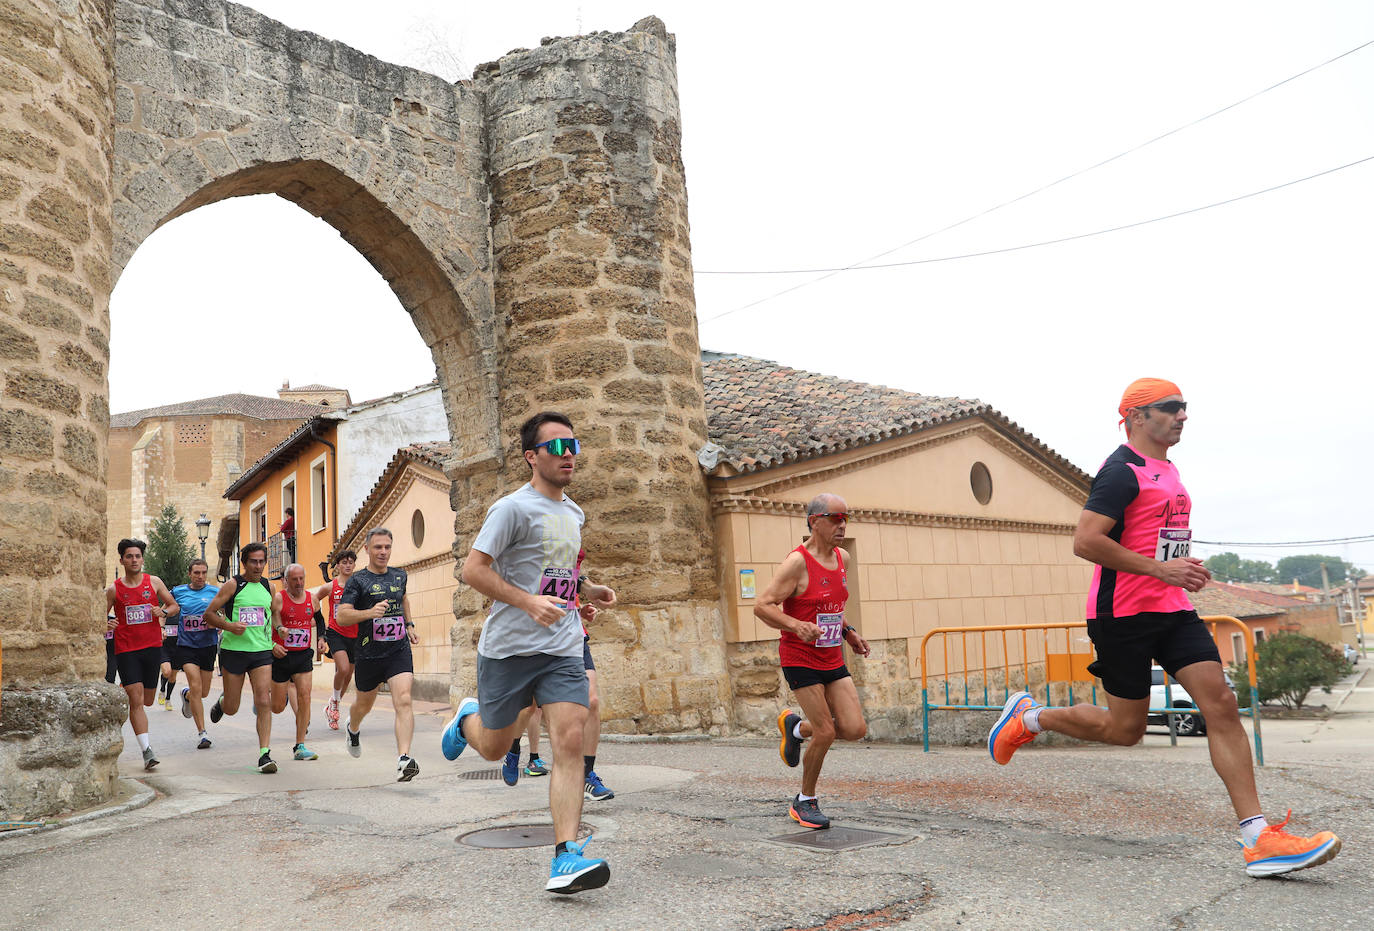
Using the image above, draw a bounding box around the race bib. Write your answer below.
[373,616,406,642]
[284,626,312,649]
[162,623,179,639]
[182,614,205,632]
[124,604,153,625]
[1156,528,1192,561]
[539,566,578,602]
[816,612,844,648]
[238,605,266,627]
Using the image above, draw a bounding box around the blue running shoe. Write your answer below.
[545,837,610,894]
[502,750,520,786]
[441,696,479,761]
[584,770,614,801]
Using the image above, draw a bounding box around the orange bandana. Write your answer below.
[1118,377,1181,426]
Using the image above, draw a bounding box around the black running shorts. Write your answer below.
[324,629,356,660]
[271,649,314,683]
[782,664,851,691]
[1086,609,1222,700]
[218,648,273,676]
[115,645,161,690]
[176,643,218,672]
[354,647,413,693]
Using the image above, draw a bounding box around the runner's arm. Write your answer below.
[753,552,819,640]
[1073,510,1210,591]
[151,576,179,620]
[461,547,566,626]
[403,594,418,644]
[105,584,117,629]
[204,580,237,630]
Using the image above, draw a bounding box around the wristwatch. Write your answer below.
[843,624,857,634]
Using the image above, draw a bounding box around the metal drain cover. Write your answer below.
[766,826,910,851]
[459,768,504,781]
[457,823,592,849]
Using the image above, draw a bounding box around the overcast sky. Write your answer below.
[110,2,1374,574]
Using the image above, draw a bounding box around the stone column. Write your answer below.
[451,18,731,732]
[0,0,127,819]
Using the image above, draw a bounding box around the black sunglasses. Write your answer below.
[1141,400,1187,415]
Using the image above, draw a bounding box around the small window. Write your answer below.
[177,420,209,445]
[1253,629,1266,644]
[411,508,425,547]
[970,461,993,505]
[249,499,267,543]
[310,454,328,533]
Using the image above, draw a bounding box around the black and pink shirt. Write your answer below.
[1083,444,1193,619]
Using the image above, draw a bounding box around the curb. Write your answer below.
[1333,666,1370,712]
[0,778,155,840]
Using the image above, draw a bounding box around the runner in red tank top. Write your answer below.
[313,549,357,730]
[271,563,319,761]
[988,378,1340,878]
[753,493,870,830]
[105,537,179,772]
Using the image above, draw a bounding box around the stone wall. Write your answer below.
[446,17,730,731]
[1,0,118,820]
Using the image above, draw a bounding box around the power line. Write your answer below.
[698,153,1374,321]
[1193,534,1374,548]
[695,38,1374,317]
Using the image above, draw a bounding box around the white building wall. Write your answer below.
[335,384,448,527]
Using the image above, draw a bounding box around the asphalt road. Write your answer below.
[1,672,1370,930]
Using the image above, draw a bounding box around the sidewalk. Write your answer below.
[1,683,1370,930]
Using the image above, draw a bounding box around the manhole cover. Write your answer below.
[459,769,504,781]
[766,826,910,852]
[457,823,592,849]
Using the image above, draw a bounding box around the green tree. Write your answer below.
[1204,552,1275,583]
[1228,634,1346,710]
[1272,554,1362,587]
[144,504,197,588]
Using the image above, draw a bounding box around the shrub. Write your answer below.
[1227,634,1346,710]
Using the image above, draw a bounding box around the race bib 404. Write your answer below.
[1156,528,1192,561]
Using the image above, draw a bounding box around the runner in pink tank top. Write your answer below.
[987,378,1341,878]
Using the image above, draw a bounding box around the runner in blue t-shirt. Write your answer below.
[172,558,220,749]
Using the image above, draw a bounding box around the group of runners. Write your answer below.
[106,380,1342,896]
[104,530,423,779]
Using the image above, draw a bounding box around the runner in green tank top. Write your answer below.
[204,542,279,773]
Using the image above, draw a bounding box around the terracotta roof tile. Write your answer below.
[1190,580,1306,619]
[111,393,326,429]
[701,352,1089,486]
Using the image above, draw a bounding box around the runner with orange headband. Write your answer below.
[989,378,1341,877]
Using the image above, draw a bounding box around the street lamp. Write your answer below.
[195,513,211,560]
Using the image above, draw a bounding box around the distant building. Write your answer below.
[222,381,447,584]
[332,442,455,700]
[1191,580,1344,663]
[107,391,333,577]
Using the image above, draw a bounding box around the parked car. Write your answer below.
[1147,665,1235,737]
[1344,644,1360,665]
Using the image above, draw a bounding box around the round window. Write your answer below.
[411,508,425,547]
[970,461,992,505]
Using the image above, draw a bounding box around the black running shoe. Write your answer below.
[777,709,802,768]
[789,795,830,830]
[209,697,223,724]
[257,752,277,774]
[197,735,212,750]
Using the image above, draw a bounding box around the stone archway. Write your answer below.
[2,0,728,821]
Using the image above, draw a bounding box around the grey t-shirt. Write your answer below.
[471,483,584,659]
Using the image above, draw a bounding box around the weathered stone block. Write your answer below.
[5,369,82,415]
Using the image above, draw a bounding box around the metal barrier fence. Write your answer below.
[918,615,1263,765]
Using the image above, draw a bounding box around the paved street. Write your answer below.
[1,673,1370,930]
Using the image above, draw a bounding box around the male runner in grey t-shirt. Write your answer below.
[440,411,617,895]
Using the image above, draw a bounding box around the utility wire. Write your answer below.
[695,38,1374,316]
[1194,534,1374,547]
[699,153,1374,320]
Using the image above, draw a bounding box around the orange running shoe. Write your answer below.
[777,709,802,767]
[1242,811,1341,877]
[988,690,1038,765]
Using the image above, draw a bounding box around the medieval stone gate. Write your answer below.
[1,0,727,819]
